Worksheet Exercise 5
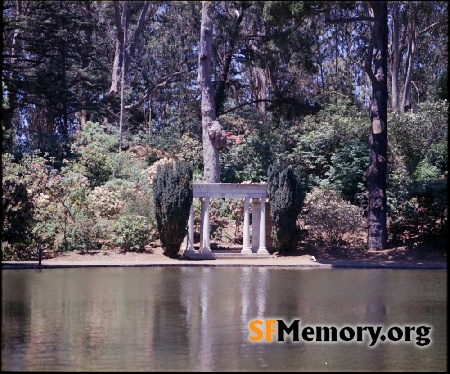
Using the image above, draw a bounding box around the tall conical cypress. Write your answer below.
[153,159,193,257]
[267,164,305,254]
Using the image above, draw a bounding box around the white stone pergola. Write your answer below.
[183,183,270,259]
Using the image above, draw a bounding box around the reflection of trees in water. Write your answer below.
[1,271,32,361]
[1,269,447,371]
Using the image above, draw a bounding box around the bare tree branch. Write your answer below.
[364,33,378,88]
[128,1,152,61]
[217,99,278,116]
[124,70,188,110]
[325,8,376,24]
[419,20,447,36]
[113,2,122,34]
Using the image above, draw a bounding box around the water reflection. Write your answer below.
[1,268,447,371]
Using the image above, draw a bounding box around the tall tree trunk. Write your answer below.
[109,2,129,94]
[198,1,224,183]
[3,0,23,150]
[401,11,415,112]
[390,1,400,110]
[364,1,388,250]
[253,66,268,114]
[214,3,248,115]
[109,1,150,95]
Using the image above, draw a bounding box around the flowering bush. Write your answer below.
[175,134,203,177]
[89,186,123,218]
[1,180,34,260]
[144,157,177,184]
[303,187,364,248]
[2,152,55,259]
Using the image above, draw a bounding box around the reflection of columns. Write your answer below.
[256,268,268,316]
[183,204,195,255]
[251,199,261,253]
[199,268,212,371]
[258,198,268,254]
[241,198,252,254]
[200,197,211,254]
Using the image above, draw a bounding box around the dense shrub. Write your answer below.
[324,141,368,202]
[267,164,306,254]
[153,159,193,256]
[219,113,284,183]
[110,215,151,252]
[388,100,448,176]
[70,121,118,187]
[1,180,34,260]
[284,103,368,190]
[387,100,448,238]
[62,213,103,253]
[303,188,364,248]
[388,178,447,240]
[89,186,123,218]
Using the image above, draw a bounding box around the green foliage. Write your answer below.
[324,141,368,202]
[1,180,34,259]
[2,152,49,258]
[220,115,283,183]
[62,212,103,253]
[285,103,368,189]
[388,100,448,176]
[303,188,364,248]
[120,185,156,226]
[267,164,306,253]
[110,215,151,252]
[388,177,447,240]
[3,1,109,151]
[153,159,193,257]
[2,126,14,152]
[387,100,448,238]
[175,134,204,178]
[71,121,118,187]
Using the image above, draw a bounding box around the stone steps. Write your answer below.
[213,252,272,259]
[184,247,272,259]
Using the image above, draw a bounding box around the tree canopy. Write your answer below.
[2,1,448,256]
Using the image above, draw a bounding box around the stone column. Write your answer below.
[183,232,188,250]
[257,198,269,254]
[188,204,194,250]
[241,198,252,254]
[183,204,195,256]
[200,197,212,254]
[200,198,204,248]
[251,199,261,253]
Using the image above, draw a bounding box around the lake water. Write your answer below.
[1,267,447,371]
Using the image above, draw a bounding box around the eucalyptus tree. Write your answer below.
[212,1,251,116]
[98,0,154,149]
[121,1,201,137]
[389,1,448,111]
[198,0,226,182]
[213,1,321,120]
